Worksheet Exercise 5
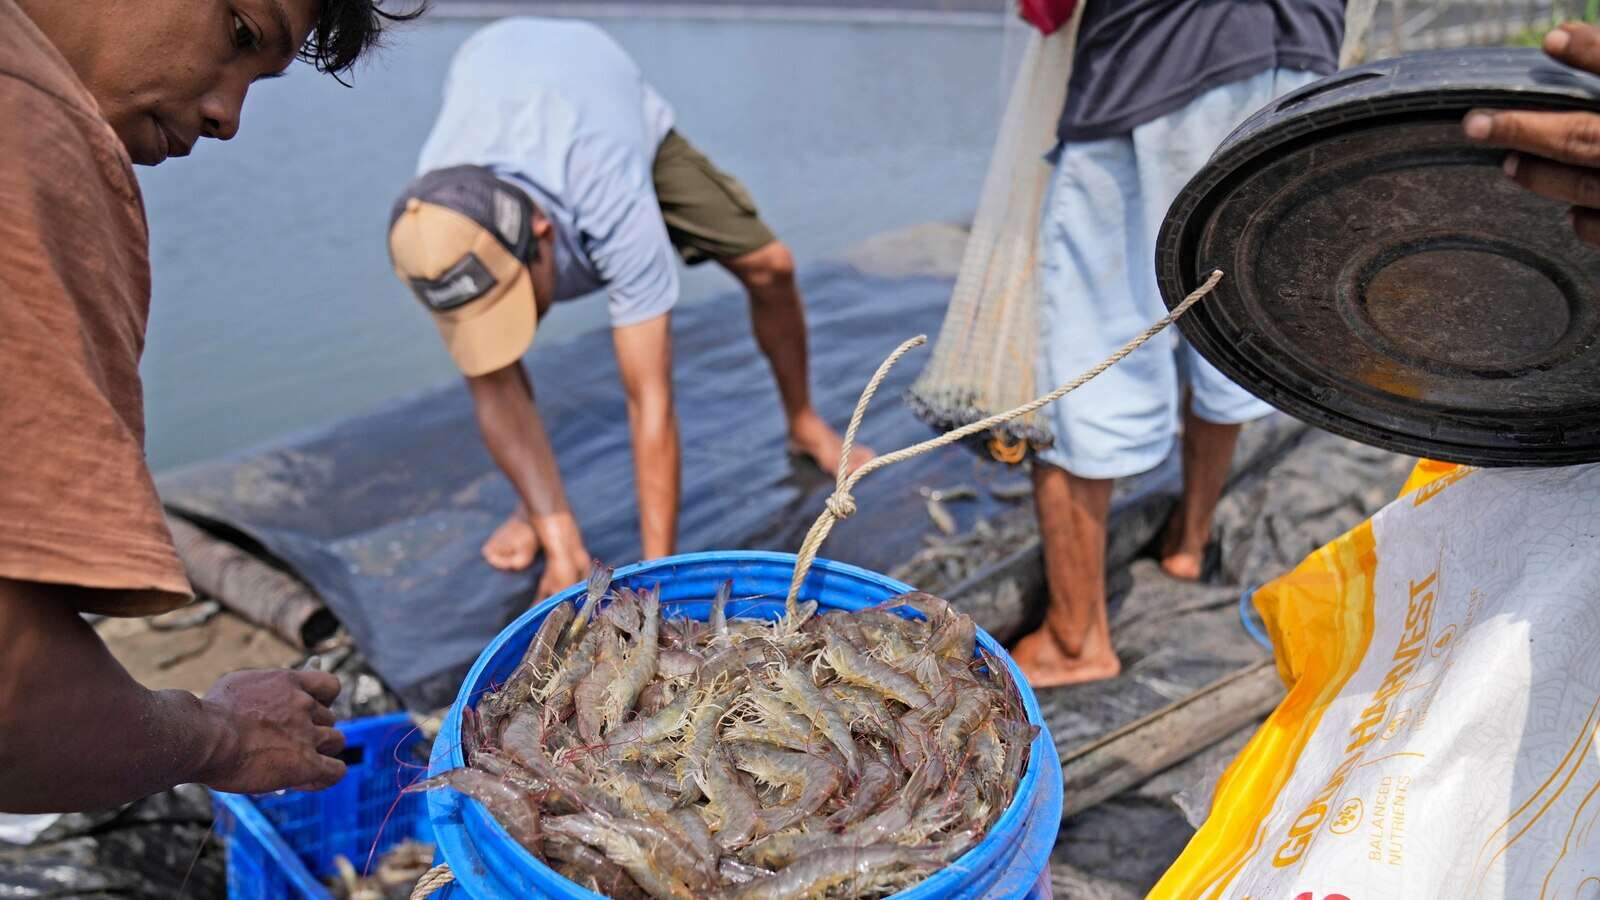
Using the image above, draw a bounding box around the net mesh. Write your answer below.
[906,10,1084,463]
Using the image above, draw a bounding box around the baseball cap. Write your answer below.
[388,165,540,377]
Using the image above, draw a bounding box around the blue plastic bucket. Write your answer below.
[1238,584,1272,651]
[426,551,1061,899]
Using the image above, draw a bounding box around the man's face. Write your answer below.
[83,0,319,165]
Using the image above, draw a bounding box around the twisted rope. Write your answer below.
[409,863,454,899]
[784,269,1226,615]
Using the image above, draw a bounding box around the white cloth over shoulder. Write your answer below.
[417,18,679,326]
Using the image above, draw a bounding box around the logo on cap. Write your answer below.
[408,253,498,312]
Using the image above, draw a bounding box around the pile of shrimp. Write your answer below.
[409,564,1038,899]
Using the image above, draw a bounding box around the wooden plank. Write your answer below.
[1060,659,1285,820]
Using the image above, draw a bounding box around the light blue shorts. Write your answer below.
[1035,67,1321,479]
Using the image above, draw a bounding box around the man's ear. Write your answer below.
[530,211,553,241]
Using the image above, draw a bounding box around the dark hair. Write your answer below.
[300,0,428,80]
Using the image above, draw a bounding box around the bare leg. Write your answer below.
[1160,403,1243,581]
[1010,462,1121,687]
[719,241,873,476]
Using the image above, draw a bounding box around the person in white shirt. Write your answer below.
[387,18,870,598]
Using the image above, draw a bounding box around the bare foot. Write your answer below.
[483,514,540,572]
[1159,506,1204,582]
[1010,625,1121,688]
[787,410,874,476]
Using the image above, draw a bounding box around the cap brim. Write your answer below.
[431,267,537,377]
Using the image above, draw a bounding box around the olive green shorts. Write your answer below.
[652,130,778,265]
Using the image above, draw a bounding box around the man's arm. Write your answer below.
[564,134,680,557]
[466,362,591,597]
[0,579,346,813]
[1464,22,1600,247]
[613,314,680,559]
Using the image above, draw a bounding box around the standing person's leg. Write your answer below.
[1012,464,1119,683]
[650,130,870,476]
[1012,135,1180,687]
[1160,407,1242,580]
[1131,68,1324,581]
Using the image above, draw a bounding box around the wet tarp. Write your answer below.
[0,785,224,898]
[157,263,1016,711]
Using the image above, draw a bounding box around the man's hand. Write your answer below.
[197,669,346,794]
[0,580,348,812]
[1464,22,1600,247]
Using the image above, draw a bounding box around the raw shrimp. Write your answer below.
[544,814,696,900]
[602,586,661,733]
[695,748,760,849]
[545,837,650,900]
[708,579,732,646]
[823,758,896,828]
[560,562,614,647]
[816,632,930,709]
[405,767,541,853]
[489,601,574,723]
[573,627,624,744]
[772,665,858,774]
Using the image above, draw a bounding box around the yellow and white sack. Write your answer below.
[1156,461,1600,898]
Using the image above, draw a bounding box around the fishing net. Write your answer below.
[905,8,1083,465]
[1341,0,1379,66]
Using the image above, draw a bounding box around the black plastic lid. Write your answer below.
[1157,48,1600,466]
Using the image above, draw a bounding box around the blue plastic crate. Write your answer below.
[211,713,434,900]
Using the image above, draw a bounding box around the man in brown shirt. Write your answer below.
[0,0,418,812]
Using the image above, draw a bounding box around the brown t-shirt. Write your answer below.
[0,0,192,615]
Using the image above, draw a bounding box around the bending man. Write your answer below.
[388,18,870,597]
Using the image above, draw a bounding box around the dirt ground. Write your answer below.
[97,606,304,697]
